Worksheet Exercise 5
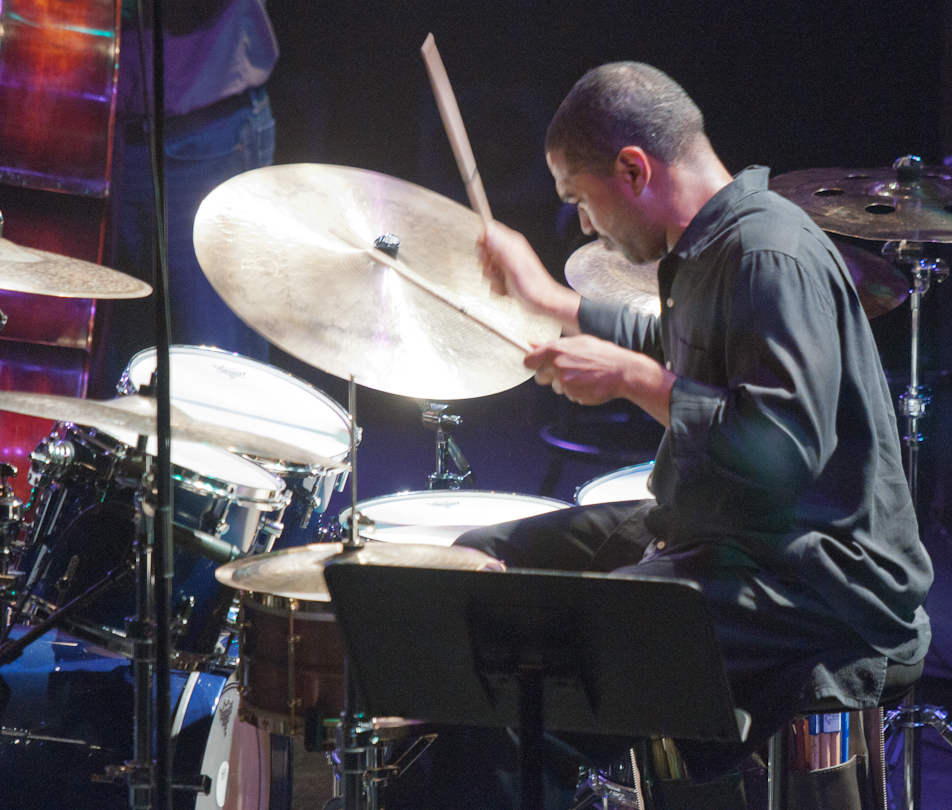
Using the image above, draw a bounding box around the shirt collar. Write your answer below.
[668,165,771,261]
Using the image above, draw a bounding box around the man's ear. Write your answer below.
[616,146,651,195]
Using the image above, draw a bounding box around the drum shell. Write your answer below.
[575,462,655,506]
[120,345,355,545]
[238,593,346,739]
[18,423,286,661]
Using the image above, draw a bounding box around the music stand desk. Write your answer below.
[323,564,750,809]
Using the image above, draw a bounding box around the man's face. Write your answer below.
[546,149,667,265]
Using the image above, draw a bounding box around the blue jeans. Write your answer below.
[99,87,275,395]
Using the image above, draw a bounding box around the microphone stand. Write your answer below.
[124,2,175,808]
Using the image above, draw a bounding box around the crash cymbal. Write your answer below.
[564,240,660,316]
[770,163,952,243]
[215,541,504,601]
[0,237,152,298]
[0,391,348,470]
[831,238,909,318]
[192,164,560,400]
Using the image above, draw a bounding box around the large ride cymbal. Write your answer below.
[770,165,952,243]
[215,541,504,601]
[564,241,660,316]
[0,237,152,298]
[0,391,347,470]
[192,164,560,400]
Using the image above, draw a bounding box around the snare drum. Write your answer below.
[18,422,287,661]
[574,462,655,505]
[339,490,570,546]
[121,346,355,545]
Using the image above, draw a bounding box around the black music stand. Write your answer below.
[323,564,750,810]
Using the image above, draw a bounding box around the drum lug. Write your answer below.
[55,554,80,603]
[171,595,196,645]
[263,517,284,537]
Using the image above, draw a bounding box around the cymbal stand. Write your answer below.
[882,239,949,508]
[127,455,157,809]
[339,375,374,810]
[422,403,475,489]
[880,238,948,810]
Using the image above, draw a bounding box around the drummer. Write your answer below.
[453,62,932,799]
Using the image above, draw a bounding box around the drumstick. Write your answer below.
[332,229,532,354]
[421,34,493,227]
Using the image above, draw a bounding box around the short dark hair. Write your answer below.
[545,62,706,173]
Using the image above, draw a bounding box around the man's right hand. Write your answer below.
[478,221,582,334]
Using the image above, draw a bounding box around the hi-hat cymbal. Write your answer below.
[215,541,504,601]
[831,238,909,318]
[192,164,560,400]
[564,241,660,316]
[0,391,348,470]
[0,237,152,298]
[770,165,952,243]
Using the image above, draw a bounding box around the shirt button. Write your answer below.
[656,541,666,550]
[666,297,674,308]
[665,361,672,370]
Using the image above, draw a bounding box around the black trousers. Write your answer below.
[454,500,889,778]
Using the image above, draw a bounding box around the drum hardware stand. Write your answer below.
[0,464,22,630]
[881,237,949,508]
[337,375,378,810]
[100,457,212,806]
[0,564,134,667]
[878,171,951,810]
[325,721,439,810]
[422,403,475,489]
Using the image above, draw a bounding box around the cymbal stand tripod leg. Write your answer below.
[881,241,948,810]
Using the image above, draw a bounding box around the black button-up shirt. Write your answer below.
[580,166,931,665]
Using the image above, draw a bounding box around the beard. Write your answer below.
[600,232,664,266]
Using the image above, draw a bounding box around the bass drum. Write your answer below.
[574,462,655,505]
[177,671,292,810]
[339,490,570,546]
[0,626,291,810]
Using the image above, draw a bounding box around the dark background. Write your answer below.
[261,0,952,505]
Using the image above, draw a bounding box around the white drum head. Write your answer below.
[575,462,654,505]
[123,346,352,464]
[105,425,283,505]
[341,490,569,546]
[194,676,275,810]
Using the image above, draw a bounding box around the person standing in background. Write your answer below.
[97,0,278,395]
